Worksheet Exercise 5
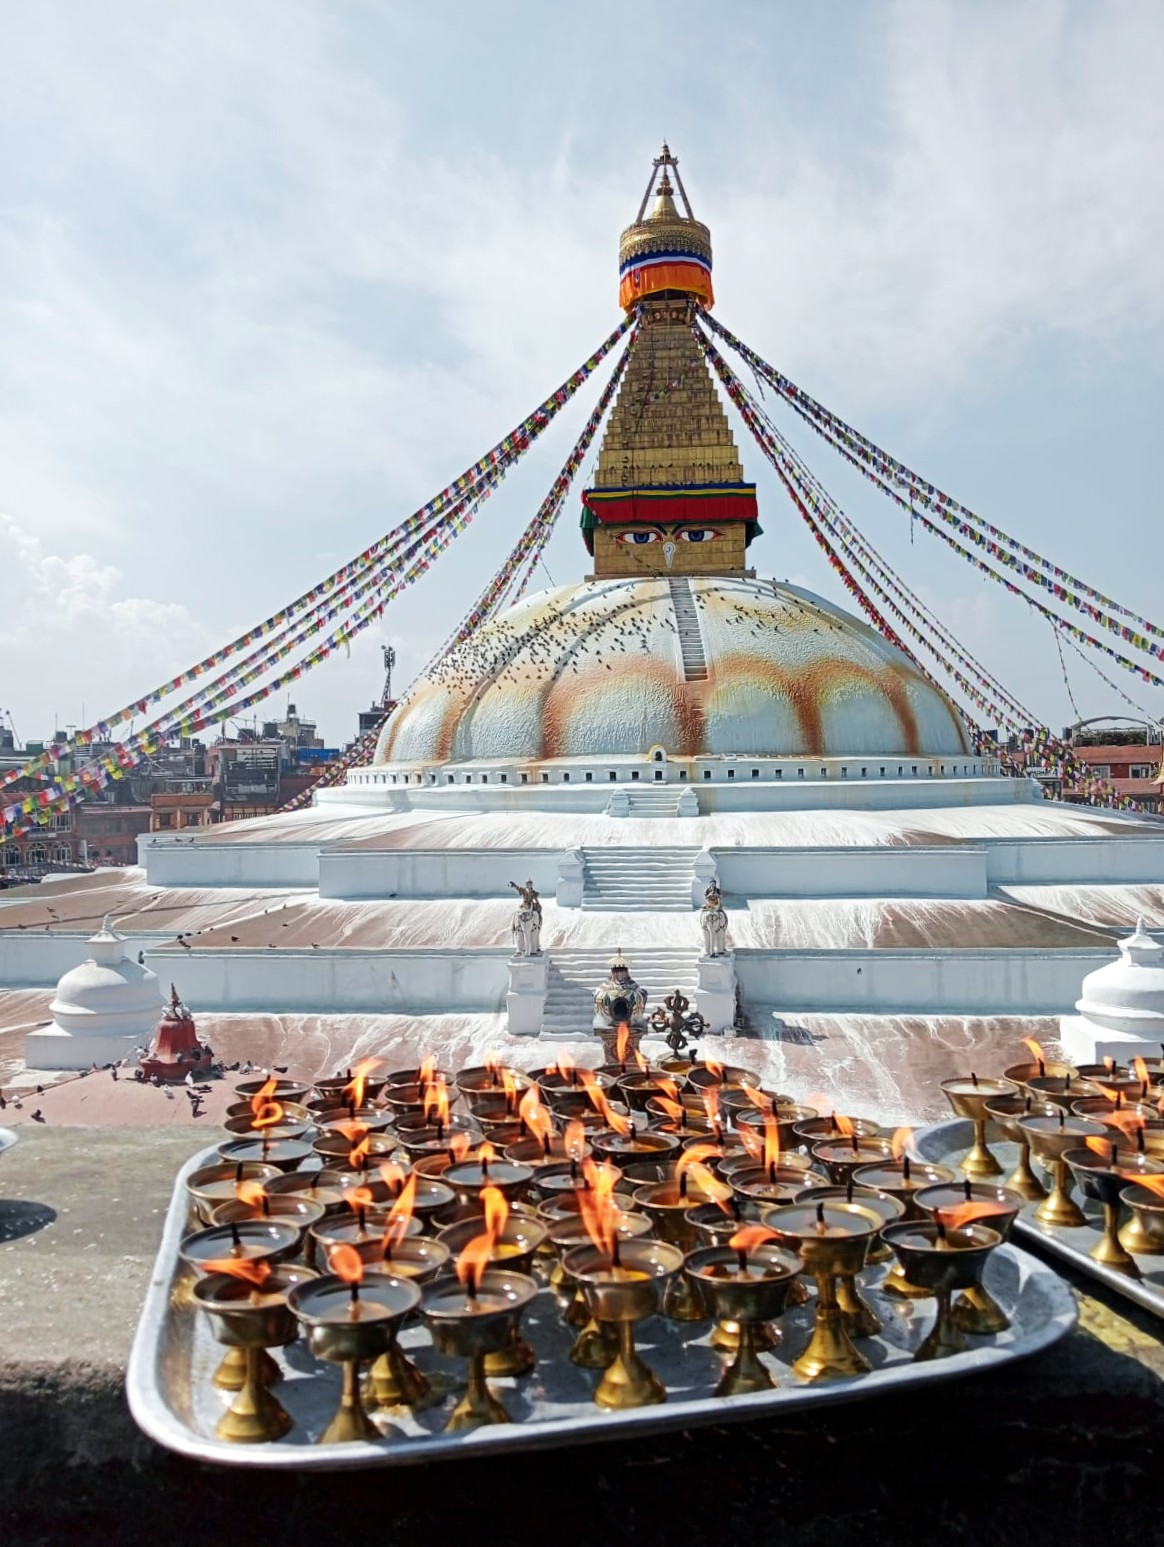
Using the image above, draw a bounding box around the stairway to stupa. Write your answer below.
[580,846,699,911]
[541,946,700,1037]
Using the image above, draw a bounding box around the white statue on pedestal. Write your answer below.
[509,878,542,957]
[700,882,728,958]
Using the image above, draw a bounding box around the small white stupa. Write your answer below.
[25,916,166,1071]
[1059,918,1164,1067]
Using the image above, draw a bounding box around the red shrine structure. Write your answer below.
[140,985,215,1083]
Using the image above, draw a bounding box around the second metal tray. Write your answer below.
[917,1118,1164,1321]
[127,1144,1077,1469]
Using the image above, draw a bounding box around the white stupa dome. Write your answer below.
[375,576,971,767]
[48,916,165,1046]
[1075,918,1164,1040]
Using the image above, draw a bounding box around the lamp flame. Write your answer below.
[632,1046,650,1074]
[417,1054,437,1088]
[615,1023,631,1067]
[563,1119,587,1163]
[728,1224,778,1253]
[381,1172,417,1251]
[202,1257,273,1287]
[249,1076,278,1119]
[890,1126,916,1162]
[518,1085,553,1145]
[378,1160,407,1196]
[656,1097,686,1124]
[342,1057,381,1111]
[234,1179,269,1213]
[251,1099,285,1133]
[1134,1056,1151,1088]
[933,1201,1009,1231]
[485,1051,502,1087]
[701,1086,722,1131]
[1022,1037,1046,1065]
[549,1048,576,1082]
[481,1184,509,1239]
[329,1243,364,1286]
[502,1068,519,1114]
[423,1076,450,1130]
[577,1161,619,1258]
[448,1132,473,1163]
[455,1233,494,1297]
[342,1184,375,1217]
[835,1113,856,1139]
[1130,1174,1164,1200]
[578,1069,631,1136]
[348,1134,372,1172]
[704,1057,724,1083]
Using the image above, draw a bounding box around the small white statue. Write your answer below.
[700,882,728,958]
[511,888,542,957]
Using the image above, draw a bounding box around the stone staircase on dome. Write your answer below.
[580,846,699,911]
[601,785,694,818]
[667,576,709,681]
[541,945,700,1037]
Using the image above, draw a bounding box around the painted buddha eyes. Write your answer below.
[615,527,720,546]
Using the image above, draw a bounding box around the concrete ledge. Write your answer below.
[2,1127,1164,1543]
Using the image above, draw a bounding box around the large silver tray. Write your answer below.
[127,1143,1077,1469]
[918,1118,1164,1322]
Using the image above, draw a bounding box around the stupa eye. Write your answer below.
[616,530,661,546]
[679,528,719,544]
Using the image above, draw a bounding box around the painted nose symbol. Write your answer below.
[663,540,676,569]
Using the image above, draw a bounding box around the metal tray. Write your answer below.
[918,1118,1164,1322]
[127,1143,1077,1469]
[0,1126,16,1158]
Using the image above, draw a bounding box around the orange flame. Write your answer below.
[477,1140,497,1164]
[835,1113,856,1139]
[332,1119,369,1144]
[656,1097,686,1124]
[563,1119,587,1163]
[578,1069,631,1136]
[502,1068,519,1114]
[348,1134,372,1172]
[615,1023,631,1067]
[701,1086,722,1130]
[381,1173,417,1251]
[448,1132,473,1163]
[378,1160,407,1195]
[342,1057,381,1111]
[342,1184,376,1217]
[577,1160,619,1257]
[518,1085,553,1145]
[329,1242,364,1286]
[201,1257,273,1287]
[1130,1174,1164,1200]
[249,1076,278,1119]
[728,1224,779,1253]
[1085,1136,1116,1160]
[251,1099,285,1133]
[742,1086,771,1113]
[933,1201,1010,1231]
[763,1114,782,1173]
[1101,1110,1147,1137]
[704,1057,724,1083]
[234,1179,268,1211]
[485,1051,502,1086]
[737,1121,763,1160]
[632,1046,650,1074]
[481,1184,510,1238]
[418,1054,437,1088]
[1134,1056,1151,1088]
[455,1233,494,1296]
[891,1127,916,1162]
[549,1047,576,1081]
[423,1077,450,1130]
[1022,1037,1046,1065]
[679,1158,733,1205]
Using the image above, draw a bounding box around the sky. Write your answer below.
[1,0,1161,748]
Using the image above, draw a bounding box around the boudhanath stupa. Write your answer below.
[3,147,1164,1122]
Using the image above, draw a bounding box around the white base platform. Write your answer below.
[24,1026,143,1071]
[1058,1014,1162,1069]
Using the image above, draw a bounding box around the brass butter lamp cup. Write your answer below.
[1118,1182,1164,1255]
[632,1181,712,1322]
[547,1212,653,1368]
[792,1184,907,1337]
[436,1215,548,1376]
[1065,1147,1164,1276]
[685,1245,799,1396]
[684,1199,784,1349]
[912,1182,1022,1332]
[562,1240,685,1409]
[850,1159,956,1299]
[193,1265,316,1442]
[982,1095,1056,1201]
[939,1075,1017,1178]
[761,1202,880,1381]
[333,1236,452,1410]
[1017,1112,1107,1229]
[289,1271,421,1444]
[881,1221,1001,1360]
[179,1219,302,1392]
[422,1269,539,1432]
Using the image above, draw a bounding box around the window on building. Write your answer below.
[53,845,70,864]
[185,813,199,827]
[727,768,735,779]
[585,772,593,782]
[500,773,507,783]
[774,768,783,778]
[631,771,639,781]
[703,770,712,780]
[1089,764,1111,778]
[608,771,617,781]
[841,767,848,778]
[481,775,488,784]
[521,773,528,784]
[541,773,549,783]
[654,770,663,781]
[562,773,570,782]
[751,769,759,778]
[1131,765,1154,780]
